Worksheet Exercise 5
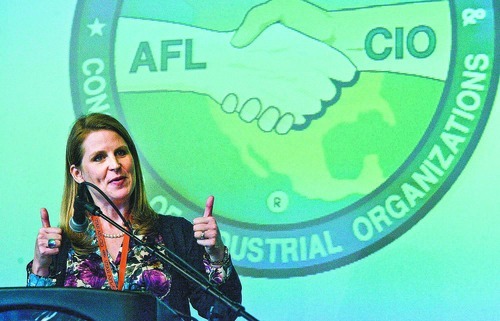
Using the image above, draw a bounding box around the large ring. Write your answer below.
[48,239,57,249]
[200,232,206,240]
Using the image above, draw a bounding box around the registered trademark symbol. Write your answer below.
[267,191,289,213]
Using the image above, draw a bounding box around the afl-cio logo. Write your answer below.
[70,1,498,278]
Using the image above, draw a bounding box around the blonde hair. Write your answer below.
[61,113,158,254]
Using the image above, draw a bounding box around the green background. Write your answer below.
[1,1,498,320]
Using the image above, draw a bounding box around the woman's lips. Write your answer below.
[109,176,125,185]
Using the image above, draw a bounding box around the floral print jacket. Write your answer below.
[27,215,242,319]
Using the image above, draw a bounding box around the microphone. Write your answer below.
[69,183,90,232]
[70,181,130,232]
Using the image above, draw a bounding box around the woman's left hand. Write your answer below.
[193,196,226,261]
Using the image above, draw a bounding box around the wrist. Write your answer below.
[204,246,230,266]
[31,260,51,277]
[210,245,225,261]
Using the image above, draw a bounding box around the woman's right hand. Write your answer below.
[32,208,62,276]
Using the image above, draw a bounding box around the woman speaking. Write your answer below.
[27,113,242,320]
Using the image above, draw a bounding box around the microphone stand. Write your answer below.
[78,183,259,321]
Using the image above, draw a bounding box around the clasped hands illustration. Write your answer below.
[117,0,358,134]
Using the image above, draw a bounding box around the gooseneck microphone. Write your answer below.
[69,183,90,233]
[69,181,256,321]
[70,181,132,232]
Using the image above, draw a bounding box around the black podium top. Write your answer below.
[0,287,188,321]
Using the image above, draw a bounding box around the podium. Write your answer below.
[0,287,188,320]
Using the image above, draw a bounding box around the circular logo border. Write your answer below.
[70,0,499,278]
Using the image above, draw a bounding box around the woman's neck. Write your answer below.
[94,202,130,230]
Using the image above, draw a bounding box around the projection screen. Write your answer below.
[1,1,498,320]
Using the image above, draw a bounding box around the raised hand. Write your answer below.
[192,196,225,261]
[32,208,62,276]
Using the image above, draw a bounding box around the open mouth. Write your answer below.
[109,176,125,184]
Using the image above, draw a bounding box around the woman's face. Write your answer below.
[71,129,136,209]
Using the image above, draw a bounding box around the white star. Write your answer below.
[87,18,106,37]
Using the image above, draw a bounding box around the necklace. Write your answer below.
[103,232,125,238]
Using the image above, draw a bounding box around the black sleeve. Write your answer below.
[159,215,242,320]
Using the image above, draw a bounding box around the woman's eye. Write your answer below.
[116,149,128,156]
[92,154,104,162]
